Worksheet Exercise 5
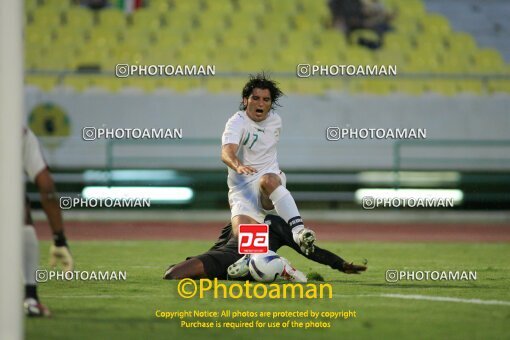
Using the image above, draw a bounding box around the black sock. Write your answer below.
[25,284,38,301]
[288,216,304,229]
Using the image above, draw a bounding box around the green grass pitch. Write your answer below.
[26,241,510,340]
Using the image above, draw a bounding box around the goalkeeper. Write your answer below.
[163,214,366,280]
[22,127,74,317]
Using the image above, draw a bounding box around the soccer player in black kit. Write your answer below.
[163,215,366,281]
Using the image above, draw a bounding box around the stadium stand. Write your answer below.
[24,0,510,95]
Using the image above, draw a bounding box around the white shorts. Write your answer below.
[228,171,287,223]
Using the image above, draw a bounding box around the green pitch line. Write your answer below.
[26,241,510,340]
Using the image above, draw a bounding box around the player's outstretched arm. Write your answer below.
[221,144,257,175]
[35,168,74,271]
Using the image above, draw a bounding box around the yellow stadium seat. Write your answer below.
[26,0,39,12]
[394,80,425,95]
[132,9,162,31]
[87,27,122,49]
[164,11,195,32]
[128,77,158,93]
[117,28,156,50]
[63,7,94,28]
[172,1,203,15]
[141,49,177,65]
[488,80,510,94]
[277,45,312,67]
[427,79,459,96]
[277,79,300,94]
[71,47,111,70]
[349,79,395,95]
[404,51,441,72]
[194,14,228,36]
[292,14,323,34]
[294,79,330,95]
[393,17,419,35]
[316,30,347,49]
[98,8,127,29]
[40,56,73,71]
[349,29,380,46]
[471,49,506,73]
[25,27,54,47]
[419,14,451,35]
[298,0,328,16]
[25,46,47,70]
[63,76,99,92]
[343,47,377,65]
[271,59,296,72]
[31,6,62,28]
[52,32,82,49]
[311,46,344,64]
[186,32,219,50]
[414,34,447,53]
[218,30,252,51]
[25,75,59,92]
[157,77,202,93]
[237,1,266,14]
[395,0,426,18]
[251,32,285,53]
[205,78,240,94]
[94,77,124,92]
[178,46,217,65]
[260,12,293,32]
[44,0,72,10]
[374,49,408,66]
[149,1,171,13]
[436,54,471,73]
[204,0,235,13]
[154,30,187,50]
[457,80,484,94]
[283,31,317,51]
[268,1,298,15]
[383,33,413,51]
[445,32,477,53]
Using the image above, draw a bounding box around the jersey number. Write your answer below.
[242,132,258,149]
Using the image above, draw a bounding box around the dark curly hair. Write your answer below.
[239,72,284,110]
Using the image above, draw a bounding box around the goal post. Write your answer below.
[0,0,24,339]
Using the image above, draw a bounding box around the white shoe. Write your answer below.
[296,228,316,255]
[24,298,51,317]
[280,257,307,283]
[227,255,251,279]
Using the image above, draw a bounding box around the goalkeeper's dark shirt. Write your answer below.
[194,214,346,279]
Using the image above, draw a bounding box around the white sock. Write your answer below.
[269,186,304,243]
[23,225,39,286]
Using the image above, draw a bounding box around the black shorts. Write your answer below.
[190,215,297,279]
[193,238,242,280]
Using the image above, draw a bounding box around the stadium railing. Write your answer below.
[392,139,510,207]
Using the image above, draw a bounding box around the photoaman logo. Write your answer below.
[238,224,269,254]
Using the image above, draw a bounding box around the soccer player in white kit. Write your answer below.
[221,73,316,255]
[22,127,74,317]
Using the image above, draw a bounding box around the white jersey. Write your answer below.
[222,110,282,188]
[23,128,47,182]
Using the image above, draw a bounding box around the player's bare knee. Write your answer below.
[259,174,281,195]
[232,215,258,236]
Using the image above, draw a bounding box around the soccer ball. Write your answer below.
[248,251,284,283]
